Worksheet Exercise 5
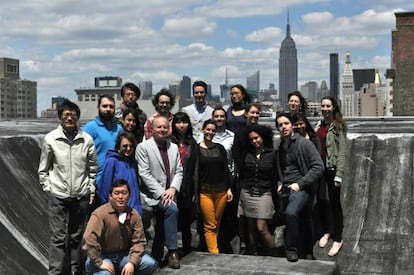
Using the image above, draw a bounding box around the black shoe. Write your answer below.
[286,249,298,262]
[168,252,180,269]
[239,245,247,255]
[305,253,315,260]
[269,246,285,257]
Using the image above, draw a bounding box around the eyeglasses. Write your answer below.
[62,113,78,119]
[121,144,134,149]
[124,92,137,97]
[159,101,170,105]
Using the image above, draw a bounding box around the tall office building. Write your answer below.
[0,57,37,119]
[342,51,356,117]
[391,12,414,115]
[139,80,153,99]
[330,53,339,101]
[220,67,232,104]
[246,70,260,100]
[320,80,329,100]
[279,13,298,111]
[300,81,318,103]
[353,69,375,91]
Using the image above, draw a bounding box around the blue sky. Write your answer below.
[1,0,413,114]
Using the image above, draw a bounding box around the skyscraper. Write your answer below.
[330,53,339,101]
[139,80,153,99]
[320,80,329,100]
[246,70,260,100]
[342,51,356,117]
[220,67,231,104]
[279,13,298,111]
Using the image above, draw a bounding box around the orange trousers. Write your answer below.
[199,191,228,254]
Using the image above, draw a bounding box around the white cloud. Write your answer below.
[1,0,412,115]
[162,17,216,38]
[194,0,329,18]
[245,27,282,43]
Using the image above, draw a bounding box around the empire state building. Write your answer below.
[279,14,298,111]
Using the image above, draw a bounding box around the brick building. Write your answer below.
[391,12,414,116]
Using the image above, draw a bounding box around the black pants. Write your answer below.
[326,177,343,242]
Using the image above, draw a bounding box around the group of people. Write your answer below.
[38,79,347,275]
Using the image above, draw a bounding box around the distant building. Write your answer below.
[139,80,153,100]
[358,84,386,116]
[353,69,375,91]
[41,96,67,119]
[180,76,191,101]
[342,51,357,117]
[75,76,168,119]
[300,81,319,103]
[356,70,386,116]
[391,12,414,115]
[259,83,277,102]
[259,83,278,113]
[279,13,298,111]
[246,70,260,100]
[0,57,37,119]
[169,76,192,108]
[330,53,340,101]
[385,68,395,116]
[168,81,180,97]
[74,76,123,119]
[308,102,321,117]
[220,67,232,105]
[320,80,329,100]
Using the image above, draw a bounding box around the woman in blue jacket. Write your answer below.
[98,131,142,215]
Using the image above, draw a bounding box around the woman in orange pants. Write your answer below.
[187,119,233,253]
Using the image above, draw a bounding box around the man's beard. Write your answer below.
[99,110,114,122]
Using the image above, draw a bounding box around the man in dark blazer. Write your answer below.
[136,116,183,269]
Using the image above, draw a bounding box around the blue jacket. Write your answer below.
[99,150,142,215]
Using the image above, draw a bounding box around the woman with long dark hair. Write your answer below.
[121,108,144,143]
[171,112,197,255]
[226,84,252,134]
[314,96,347,257]
[238,124,279,256]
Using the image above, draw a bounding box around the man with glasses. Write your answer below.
[83,95,123,200]
[83,179,157,275]
[115,82,147,142]
[144,88,175,139]
[38,99,98,275]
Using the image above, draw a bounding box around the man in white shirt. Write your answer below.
[182,80,213,141]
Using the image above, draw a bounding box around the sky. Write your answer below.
[1,0,414,114]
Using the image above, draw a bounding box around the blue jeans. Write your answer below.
[280,190,310,251]
[85,253,157,275]
[155,200,179,250]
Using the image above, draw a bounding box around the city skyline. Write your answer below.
[1,1,414,114]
